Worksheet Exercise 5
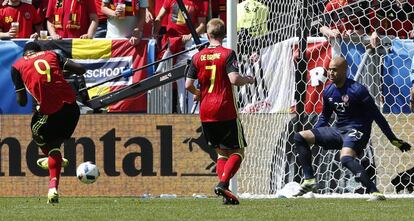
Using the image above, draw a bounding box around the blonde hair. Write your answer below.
[207,18,226,40]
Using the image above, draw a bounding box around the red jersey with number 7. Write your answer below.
[12,51,76,115]
[187,45,240,122]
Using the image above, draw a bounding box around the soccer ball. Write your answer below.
[276,182,301,198]
[76,162,100,184]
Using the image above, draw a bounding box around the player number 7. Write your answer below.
[206,65,216,93]
[34,59,51,82]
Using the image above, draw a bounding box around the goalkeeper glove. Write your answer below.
[391,139,411,152]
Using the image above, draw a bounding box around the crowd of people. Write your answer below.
[317,0,414,47]
[0,0,227,46]
[1,0,413,47]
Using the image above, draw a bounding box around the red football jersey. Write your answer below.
[46,0,97,38]
[12,51,76,115]
[94,0,107,21]
[188,46,239,122]
[163,0,207,37]
[0,3,42,38]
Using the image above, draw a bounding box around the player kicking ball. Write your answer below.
[11,41,86,204]
[185,18,254,205]
[293,56,411,201]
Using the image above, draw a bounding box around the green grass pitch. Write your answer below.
[0,197,413,221]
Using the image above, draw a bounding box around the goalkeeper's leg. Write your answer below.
[294,132,315,180]
[293,132,318,197]
[340,148,385,201]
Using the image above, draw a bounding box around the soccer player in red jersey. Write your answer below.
[0,0,43,39]
[11,41,86,204]
[185,18,255,205]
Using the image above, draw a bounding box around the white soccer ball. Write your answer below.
[76,162,100,184]
[276,182,302,198]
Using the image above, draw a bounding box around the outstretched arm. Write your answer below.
[228,73,254,86]
[226,51,254,86]
[62,59,86,77]
[362,89,395,140]
[55,51,86,76]
[11,67,27,106]
[362,88,411,152]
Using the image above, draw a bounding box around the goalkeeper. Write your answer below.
[294,56,411,201]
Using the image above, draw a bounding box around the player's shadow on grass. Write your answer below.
[183,126,217,173]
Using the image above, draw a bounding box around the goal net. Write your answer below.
[235,0,414,196]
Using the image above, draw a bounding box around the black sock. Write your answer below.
[294,133,315,179]
[341,156,378,193]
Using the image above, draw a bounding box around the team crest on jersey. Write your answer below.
[24,12,31,20]
[342,94,349,105]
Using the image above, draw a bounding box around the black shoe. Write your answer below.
[214,182,239,205]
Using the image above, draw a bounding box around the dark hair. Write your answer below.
[23,41,42,55]
[207,18,226,40]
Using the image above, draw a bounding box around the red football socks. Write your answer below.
[220,154,242,183]
[48,153,62,189]
[216,158,227,180]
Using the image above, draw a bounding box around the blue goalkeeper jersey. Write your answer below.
[315,78,396,141]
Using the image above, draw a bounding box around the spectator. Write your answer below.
[370,0,414,47]
[154,0,207,113]
[1,0,48,28]
[153,0,207,54]
[319,0,370,38]
[32,0,48,28]
[0,0,42,39]
[102,0,148,45]
[94,0,107,38]
[46,0,98,39]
